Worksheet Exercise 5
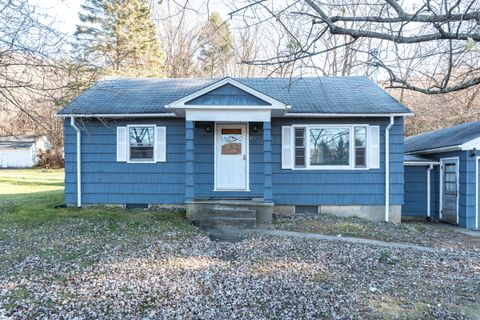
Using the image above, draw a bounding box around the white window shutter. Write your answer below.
[282,126,293,169]
[369,126,380,169]
[117,127,127,162]
[156,126,166,162]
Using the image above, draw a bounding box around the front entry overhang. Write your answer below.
[165,77,290,121]
[185,109,271,122]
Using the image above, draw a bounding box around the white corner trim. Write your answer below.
[427,164,433,218]
[166,77,288,110]
[385,116,394,223]
[476,156,480,229]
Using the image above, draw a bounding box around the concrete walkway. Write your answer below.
[251,229,444,253]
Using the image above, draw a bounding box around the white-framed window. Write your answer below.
[285,124,375,170]
[116,125,166,163]
[129,125,155,162]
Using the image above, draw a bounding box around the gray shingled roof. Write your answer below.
[57,76,411,116]
[0,136,40,149]
[405,121,480,153]
[404,154,439,164]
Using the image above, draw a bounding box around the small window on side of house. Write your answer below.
[129,126,155,161]
[294,127,305,167]
[354,126,367,168]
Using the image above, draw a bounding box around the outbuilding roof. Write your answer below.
[57,76,411,116]
[405,121,480,153]
[0,136,41,149]
[404,154,439,165]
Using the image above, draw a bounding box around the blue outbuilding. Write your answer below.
[57,76,412,227]
[404,121,480,229]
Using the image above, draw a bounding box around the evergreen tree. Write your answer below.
[74,0,164,77]
[197,12,233,77]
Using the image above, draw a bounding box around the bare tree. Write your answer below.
[229,0,480,94]
[154,0,203,77]
[0,0,75,147]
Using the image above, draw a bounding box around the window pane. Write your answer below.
[309,128,350,166]
[295,148,305,167]
[129,126,154,161]
[294,128,305,167]
[295,128,305,147]
[221,128,242,155]
[354,127,366,168]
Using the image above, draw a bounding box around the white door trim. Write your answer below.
[214,123,250,192]
[439,157,459,224]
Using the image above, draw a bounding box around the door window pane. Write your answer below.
[354,127,366,168]
[129,126,154,161]
[221,128,242,155]
[444,164,457,192]
[309,128,350,166]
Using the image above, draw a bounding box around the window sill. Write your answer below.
[127,160,156,164]
[289,166,371,171]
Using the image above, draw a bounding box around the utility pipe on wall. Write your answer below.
[427,164,433,219]
[385,116,395,223]
[70,117,82,207]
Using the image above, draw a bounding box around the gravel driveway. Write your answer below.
[1,214,479,319]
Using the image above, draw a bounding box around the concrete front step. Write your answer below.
[207,207,256,219]
[198,217,256,229]
[186,200,273,228]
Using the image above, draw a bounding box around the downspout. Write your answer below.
[385,116,395,222]
[427,164,433,220]
[70,117,81,207]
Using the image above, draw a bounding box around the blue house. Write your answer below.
[404,121,480,229]
[57,77,412,227]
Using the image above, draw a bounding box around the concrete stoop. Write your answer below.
[197,208,257,229]
[186,200,273,233]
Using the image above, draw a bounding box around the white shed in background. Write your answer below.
[0,136,51,168]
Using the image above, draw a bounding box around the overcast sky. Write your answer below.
[31,0,232,38]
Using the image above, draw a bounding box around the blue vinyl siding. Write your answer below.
[404,150,477,228]
[64,119,186,205]
[271,117,404,206]
[64,117,404,208]
[403,166,439,218]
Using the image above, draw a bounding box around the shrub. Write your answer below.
[37,149,64,169]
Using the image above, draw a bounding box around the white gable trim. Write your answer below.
[461,136,480,150]
[186,109,271,122]
[165,77,289,111]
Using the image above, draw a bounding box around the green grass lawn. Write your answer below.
[0,169,197,274]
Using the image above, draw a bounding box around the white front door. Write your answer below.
[215,124,248,191]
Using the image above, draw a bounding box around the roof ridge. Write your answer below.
[407,120,480,140]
